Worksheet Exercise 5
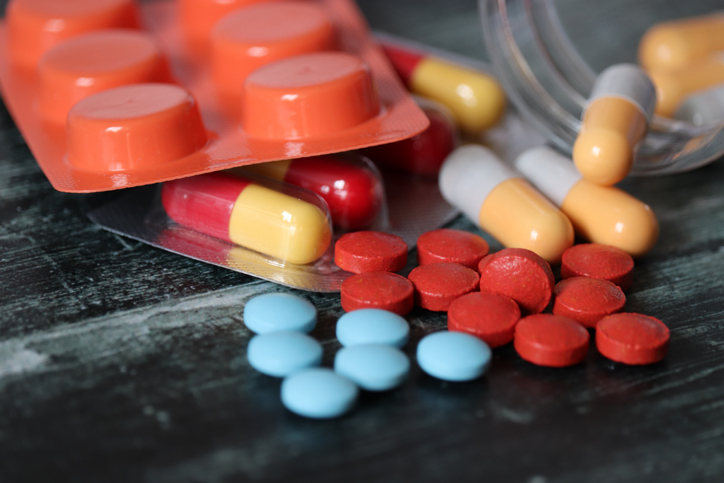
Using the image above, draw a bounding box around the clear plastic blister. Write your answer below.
[88,158,459,292]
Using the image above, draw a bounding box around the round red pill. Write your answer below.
[407,262,479,312]
[596,313,669,365]
[514,314,590,367]
[561,243,634,291]
[340,271,414,315]
[447,291,521,348]
[553,277,626,328]
[334,231,407,273]
[478,248,555,315]
[417,229,489,270]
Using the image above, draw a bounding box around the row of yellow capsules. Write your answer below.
[640,12,724,124]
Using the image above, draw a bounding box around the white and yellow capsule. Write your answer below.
[439,145,574,264]
[573,64,656,186]
[515,146,659,257]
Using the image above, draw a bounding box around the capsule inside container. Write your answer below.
[233,153,387,232]
[161,171,333,265]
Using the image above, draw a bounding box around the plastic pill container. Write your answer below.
[479,0,724,175]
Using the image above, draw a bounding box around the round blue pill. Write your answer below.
[281,368,358,419]
[243,293,316,334]
[247,332,322,377]
[336,309,410,348]
[416,331,492,382]
[334,344,410,391]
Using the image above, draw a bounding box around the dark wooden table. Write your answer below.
[2,1,724,481]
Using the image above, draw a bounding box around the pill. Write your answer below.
[247,332,322,377]
[573,64,656,185]
[334,344,410,391]
[416,331,492,381]
[650,59,724,117]
[67,83,208,173]
[447,291,521,348]
[179,0,266,48]
[281,368,358,419]
[408,262,479,312]
[38,30,173,125]
[336,309,410,348]
[515,146,659,257]
[240,154,384,231]
[416,229,490,270]
[242,293,317,334]
[596,313,669,365]
[638,13,724,71]
[514,314,590,367]
[439,145,574,264]
[478,248,555,315]
[334,231,407,274]
[561,243,635,291]
[361,97,457,177]
[676,84,724,125]
[162,172,332,265]
[381,41,506,132]
[242,52,380,140]
[6,0,140,68]
[340,272,414,315]
[211,1,336,103]
[553,277,626,329]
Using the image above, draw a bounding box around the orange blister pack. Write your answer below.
[0,0,429,192]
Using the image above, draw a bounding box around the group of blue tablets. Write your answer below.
[243,293,493,419]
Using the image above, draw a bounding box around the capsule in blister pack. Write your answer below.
[161,172,333,266]
[237,153,387,232]
[362,97,458,178]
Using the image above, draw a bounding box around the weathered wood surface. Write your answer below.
[1,0,724,481]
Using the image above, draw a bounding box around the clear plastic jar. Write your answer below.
[479,0,724,175]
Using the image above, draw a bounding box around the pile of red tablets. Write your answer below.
[335,230,669,367]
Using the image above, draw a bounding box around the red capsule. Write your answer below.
[240,154,384,231]
[162,172,332,265]
[362,99,456,177]
[379,40,506,132]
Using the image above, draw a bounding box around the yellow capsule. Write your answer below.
[381,42,506,132]
[516,146,659,257]
[639,13,724,71]
[439,145,574,264]
[649,58,724,117]
[573,64,656,185]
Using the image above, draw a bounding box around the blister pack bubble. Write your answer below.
[0,0,429,192]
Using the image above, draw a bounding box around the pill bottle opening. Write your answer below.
[480,0,724,176]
